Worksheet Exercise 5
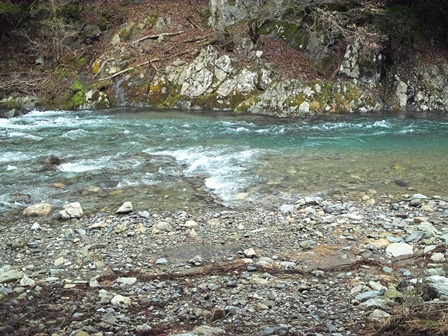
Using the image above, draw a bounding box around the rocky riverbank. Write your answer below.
[2,193,448,335]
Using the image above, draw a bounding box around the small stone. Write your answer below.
[255,302,270,311]
[211,307,227,321]
[138,210,150,218]
[261,325,289,336]
[383,266,393,273]
[136,323,152,333]
[59,202,83,219]
[279,204,294,212]
[23,203,52,217]
[54,257,66,267]
[355,290,381,302]
[369,281,386,291]
[182,220,198,228]
[116,277,137,285]
[431,252,446,262]
[19,275,35,287]
[116,201,133,214]
[0,270,24,283]
[111,294,131,306]
[386,242,414,257]
[384,288,402,299]
[425,275,448,299]
[114,223,127,234]
[243,248,257,258]
[191,325,225,335]
[30,222,40,231]
[156,258,168,265]
[411,193,427,199]
[189,255,203,266]
[89,278,100,287]
[135,223,146,233]
[73,331,90,336]
[369,309,391,319]
[152,221,172,234]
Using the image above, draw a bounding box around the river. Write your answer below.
[2,108,448,217]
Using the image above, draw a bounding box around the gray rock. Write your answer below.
[355,290,382,302]
[19,275,35,287]
[369,309,391,319]
[0,269,24,283]
[189,255,203,266]
[152,221,173,234]
[156,258,168,265]
[138,210,150,218]
[386,242,413,257]
[190,325,225,336]
[116,277,137,285]
[116,201,133,214]
[279,204,294,212]
[261,325,289,336]
[426,275,448,299]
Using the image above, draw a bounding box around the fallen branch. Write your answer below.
[187,17,203,31]
[98,59,160,81]
[131,31,184,44]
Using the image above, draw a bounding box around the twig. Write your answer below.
[187,17,203,31]
[98,59,160,81]
[172,48,198,59]
[184,36,210,43]
[131,31,184,44]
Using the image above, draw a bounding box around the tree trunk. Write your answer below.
[210,0,229,46]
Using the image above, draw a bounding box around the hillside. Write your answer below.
[1,0,448,116]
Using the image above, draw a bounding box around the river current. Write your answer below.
[1,108,448,217]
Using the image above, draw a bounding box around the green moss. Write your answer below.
[291,93,306,107]
[191,93,219,110]
[259,20,309,50]
[68,80,86,109]
[147,81,183,108]
[145,13,159,27]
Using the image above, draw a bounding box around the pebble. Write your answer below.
[386,242,414,257]
[111,294,131,306]
[430,252,446,262]
[2,195,448,335]
[156,258,168,265]
[0,269,24,283]
[116,201,133,214]
[116,277,137,285]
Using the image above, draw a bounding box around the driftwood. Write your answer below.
[98,59,160,81]
[131,31,184,44]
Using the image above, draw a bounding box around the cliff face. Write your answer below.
[1,0,448,117]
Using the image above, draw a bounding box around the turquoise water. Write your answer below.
[1,108,448,215]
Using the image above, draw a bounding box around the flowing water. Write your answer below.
[2,108,448,217]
